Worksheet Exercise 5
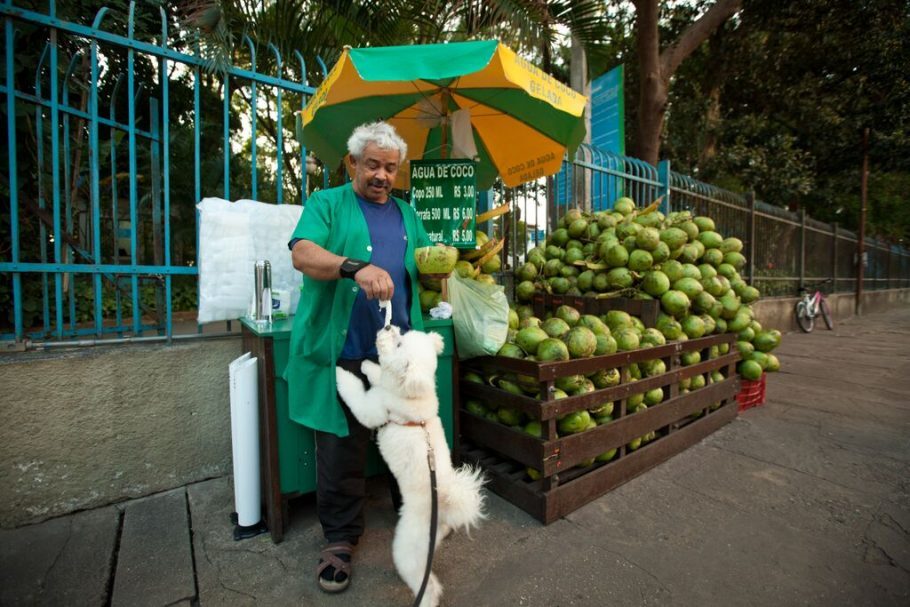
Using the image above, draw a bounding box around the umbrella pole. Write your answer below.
[438,89,450,304]
[440,89,449,159]
[440,120,448,160]
[441,103,448,299]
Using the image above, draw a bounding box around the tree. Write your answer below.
[0,0,264,330]
[690,0,910,239]
[631,0,742,166]
[187,0,611,189]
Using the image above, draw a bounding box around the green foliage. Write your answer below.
[0,0,274,334]
[4,0,908,339]
[710,116,816,204]
[656,0,910,241]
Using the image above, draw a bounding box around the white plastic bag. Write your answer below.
[447,273,509,359]
[197,198,255,324]
[196,197,303,324]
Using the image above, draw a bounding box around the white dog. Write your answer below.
[336,325,485,607]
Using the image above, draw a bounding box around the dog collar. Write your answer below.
[383,420,426,428]
[376,419,436,471]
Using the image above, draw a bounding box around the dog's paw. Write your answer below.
[361,360,382,385]
[335,366,349,384]
[421,576,442,607]
[335,367,361,402]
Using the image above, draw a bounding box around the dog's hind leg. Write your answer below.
[392,512,442,607]
[440,465,486,532]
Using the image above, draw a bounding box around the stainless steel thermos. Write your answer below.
[253,260,272,323]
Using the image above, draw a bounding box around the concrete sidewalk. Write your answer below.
[3,309,909,606]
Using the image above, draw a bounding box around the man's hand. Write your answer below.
[354,264,394,301]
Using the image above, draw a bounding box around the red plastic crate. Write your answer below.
[737,374,767,412]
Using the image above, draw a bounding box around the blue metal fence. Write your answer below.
[502,144,670,272]
[501,141,910,298]
[1,0,319,345]
[3,3,908,347]
[556,143,670,219]
[670,172,910,296]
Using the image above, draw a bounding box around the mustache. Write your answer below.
[368,178,390,189]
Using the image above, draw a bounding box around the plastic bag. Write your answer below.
[196,197,303,323]
[447,272,509,359]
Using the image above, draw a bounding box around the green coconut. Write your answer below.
[693,216,716,232]
[642,270,671,297]
[660,227,689,250]
[566,326,598,358]
[613,197,636,215]
[651,241,671,263]
[415,245,459,275]
[628,249,654,272]
[697,231,724,249]
[661,290,691,317]
[636,227,661,251]
[537,338,570,362]
[603,310,633,331]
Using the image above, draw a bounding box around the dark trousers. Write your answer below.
[315,357,400,545]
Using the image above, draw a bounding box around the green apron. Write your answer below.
[283,183,431,437]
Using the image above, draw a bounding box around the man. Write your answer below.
[285,121,432,594]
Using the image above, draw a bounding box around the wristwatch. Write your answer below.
[339,258,370,280]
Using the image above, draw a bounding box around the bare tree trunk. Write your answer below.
[633,0,742,166]
[570,34,591,210]
[699,82,722,167]
[570,34,590,138]
[634,0,665,165]
[537,0,552,74]
[699,27,728,168]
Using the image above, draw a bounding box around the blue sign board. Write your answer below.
[591,65,625,210]
[555,65,625,210]
[591,65,625,155]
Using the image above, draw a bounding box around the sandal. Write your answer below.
[317,542,354,593]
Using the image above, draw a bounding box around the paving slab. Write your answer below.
[3,307,909,607]
[187,474,418,606]
[179,308,910,607]
[0,505,119,606]
[110,488,196,607]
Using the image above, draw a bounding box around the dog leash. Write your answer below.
[376,299,439,607]
[375,423,438,607]
[379,299,393,331]
[413,422,438,607]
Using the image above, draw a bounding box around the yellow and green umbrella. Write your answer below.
[301,40,588,190]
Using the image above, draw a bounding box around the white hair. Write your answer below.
[347,121,408,162]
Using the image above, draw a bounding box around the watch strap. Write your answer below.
[339,258,370,280]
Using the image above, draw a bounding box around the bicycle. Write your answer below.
[794,279,834,333]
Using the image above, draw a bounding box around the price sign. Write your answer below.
[410,159,477,248]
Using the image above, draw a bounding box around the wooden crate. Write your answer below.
[529,292,660,327]
[457,333,740,524]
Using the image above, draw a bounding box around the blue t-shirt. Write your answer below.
[338,194,411,360]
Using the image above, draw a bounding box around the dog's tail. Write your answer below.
[442,464,487,532]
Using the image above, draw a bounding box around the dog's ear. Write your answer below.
[429,331,444,355]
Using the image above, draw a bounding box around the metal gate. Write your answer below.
[1,0,318,346]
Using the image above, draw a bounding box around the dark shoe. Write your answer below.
[317,542,354,593]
